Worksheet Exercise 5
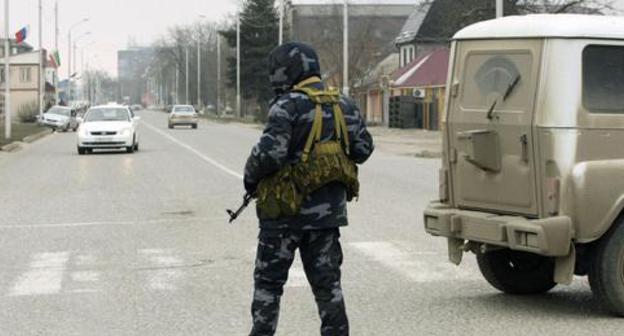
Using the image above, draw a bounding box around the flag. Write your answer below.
[49,50,61,68]
[15,26,29,44]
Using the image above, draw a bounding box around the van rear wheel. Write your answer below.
[477,249,556,295]
[588,221,624,317]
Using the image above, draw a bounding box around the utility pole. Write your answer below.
[54,1,59,103]
[197,32,201,109]
[4,0,11,140]
[216,34,221,115]
[38,0,43,117]
[175,63,179,104]
[236,12,241,118]
[342,0,349,96]
[496,0,504,18]
[55,1,58,50]
[185,47,189,105]
[67,19,88,78]
[279,0,284,45]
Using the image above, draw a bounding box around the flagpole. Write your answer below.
[4,0,11,140]
[38,0,44,118]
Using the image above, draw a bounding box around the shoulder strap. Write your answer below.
[293,83,351,161]
[302,104,323,162]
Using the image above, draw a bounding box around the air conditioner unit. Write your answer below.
[413,89,425,99]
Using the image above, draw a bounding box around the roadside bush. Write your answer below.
[18,101,39,123]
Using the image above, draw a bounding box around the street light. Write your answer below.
[76,38,94,75]
[68,31,90,102]
[236,12,241,118]
[73,32,91,75]
[197,15,209,110]
[4,0,11,140]
[67,18,89,79]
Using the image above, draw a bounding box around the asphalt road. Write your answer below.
[0,110,622,336]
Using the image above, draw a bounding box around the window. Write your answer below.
[20,68,32,83]
[401,47,407,67]
[0,68,4,84]
[583,45,624,113]
[461,52,533,111]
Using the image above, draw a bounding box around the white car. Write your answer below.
[77,105,140,155]
[40,106,79,131]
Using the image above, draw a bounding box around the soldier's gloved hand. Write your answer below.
[244,177,258,195]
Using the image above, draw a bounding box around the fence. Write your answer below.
[388,95,440,130]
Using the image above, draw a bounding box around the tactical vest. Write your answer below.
[256,80,360,220]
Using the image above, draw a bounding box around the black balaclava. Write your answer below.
[268,42,321,96]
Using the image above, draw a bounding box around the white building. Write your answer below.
[0,50,47,115]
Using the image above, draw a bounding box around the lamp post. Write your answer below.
[185,47,189,105]
[73,32,91,75]
[216,34,221,115]
[196,16,208,110]
[67,18,89,79]
[279,0,284,45]
[4,0,11,140]
[236,12,241,118]
[496,0,504,18]
[38,0,43,118]
[342,0,349,96]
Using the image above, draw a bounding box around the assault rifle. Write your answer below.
[227,193,254,224]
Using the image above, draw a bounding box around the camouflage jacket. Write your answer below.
[244,82,374,230]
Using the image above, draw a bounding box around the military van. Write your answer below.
[423,14,624,316]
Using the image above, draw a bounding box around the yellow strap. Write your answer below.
[302,104,323,162]
[293,76,322,90]
[333,103,350,155]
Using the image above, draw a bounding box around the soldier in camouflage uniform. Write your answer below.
[244,42,374,336]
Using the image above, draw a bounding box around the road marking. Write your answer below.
[0,216,224,229]
[142,121,243,180]
[139,249,184,291]
[9,252,69,296]
[70,271,99,282]
[349,241,481,283]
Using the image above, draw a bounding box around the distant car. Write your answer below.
[131,104,143,111]
[40,106,79,131]
[168,105,199,129]
[77,105,140,155]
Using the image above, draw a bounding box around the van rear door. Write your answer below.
[447,40,542,216]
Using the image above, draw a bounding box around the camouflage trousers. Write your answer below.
[250,228,348,336]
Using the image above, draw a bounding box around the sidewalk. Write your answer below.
[200,113,443,158]
[368,127,442,158]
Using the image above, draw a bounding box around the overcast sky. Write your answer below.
[6,0,624,78]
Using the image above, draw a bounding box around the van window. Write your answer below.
[583,45,624,113]
[461,52,533,111]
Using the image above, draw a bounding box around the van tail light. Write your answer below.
[439,168,449,202]
[545,177,560,216]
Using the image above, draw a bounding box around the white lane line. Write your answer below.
[9,252,70,296]
[139,249,184,291]
[349,241,481,283]
[70,271,99,282]
[142,121,243,180]
[0,216,224,229]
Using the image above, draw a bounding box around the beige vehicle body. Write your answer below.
[424,14,624,287]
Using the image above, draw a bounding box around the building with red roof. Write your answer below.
[389,48,449,130]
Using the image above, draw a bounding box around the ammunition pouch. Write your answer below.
[256,81,359,220]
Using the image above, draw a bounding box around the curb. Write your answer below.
[22,128,53,144]
[0,142,22,152]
